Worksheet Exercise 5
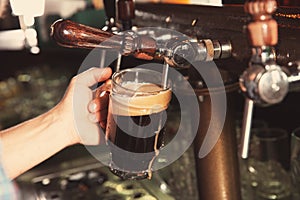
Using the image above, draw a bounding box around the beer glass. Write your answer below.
[247,128,292,200]
[291,127,300,199]
[235,119,269,200]
[105,68,172,180]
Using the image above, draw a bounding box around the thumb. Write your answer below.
[76,67,112,87]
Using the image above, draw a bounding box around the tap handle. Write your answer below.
[240,0,282,105]
[244,0,278,47]
[50,19,122,49]
[117,0,135,30]
[50,19,157,60]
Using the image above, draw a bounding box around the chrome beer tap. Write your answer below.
[50,19,232,67]
[239,0,300,159]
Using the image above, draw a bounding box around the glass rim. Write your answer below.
[252,128,288,142]
[111,68,170,95]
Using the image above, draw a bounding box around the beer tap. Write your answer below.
[50,19,232,67]
[239,0,300,159]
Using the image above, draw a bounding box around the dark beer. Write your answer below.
[106,80,171,179]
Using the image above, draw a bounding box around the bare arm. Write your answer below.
[0,67,112,179]
[0,105,74,179]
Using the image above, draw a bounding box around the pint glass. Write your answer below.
[105,68,172,180]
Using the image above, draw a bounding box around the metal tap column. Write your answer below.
[192,74,241,200]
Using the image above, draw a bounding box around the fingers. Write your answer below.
[95,79,112,98]
[88,109,107,123]
[89,79,111,113]
[77,67,112,87]
[99,120,106,130]
[97,109,108,129]
[77,67,112,132]
[88,107,108,129]
[88,91,109,113]
[88,87,109,129]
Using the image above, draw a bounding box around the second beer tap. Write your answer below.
[239,0,300,159]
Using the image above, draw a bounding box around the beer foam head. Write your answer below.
[111,82,172,116]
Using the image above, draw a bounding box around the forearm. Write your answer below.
[0,105,76,179]
[0,67,112,180]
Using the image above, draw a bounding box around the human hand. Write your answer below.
[54,67,112,146]
[89,79,112,130]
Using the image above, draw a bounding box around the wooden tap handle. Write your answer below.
[50,19,157,60]
[244,0,277,17]
[50,19,122,49]
[244,0,278,47]
[248,19,278,47]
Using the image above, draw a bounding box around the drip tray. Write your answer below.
[17,162,175,200]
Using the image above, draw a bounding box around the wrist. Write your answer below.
[51,102,80,147]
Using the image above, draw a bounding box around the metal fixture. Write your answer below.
[50,19,232,68]
[239,0,300,159]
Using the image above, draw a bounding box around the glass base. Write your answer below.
[109,167,149,180]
